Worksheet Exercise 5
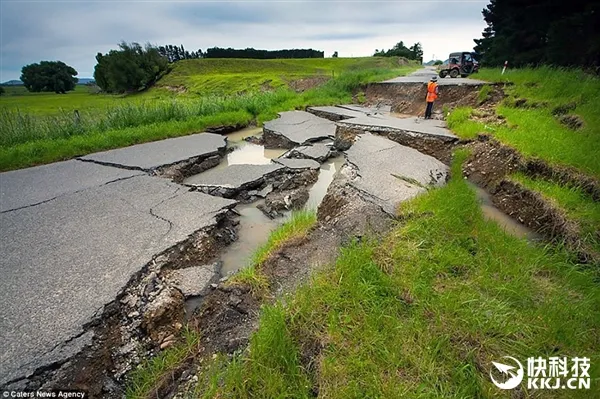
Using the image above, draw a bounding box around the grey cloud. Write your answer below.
[0,0,488,81]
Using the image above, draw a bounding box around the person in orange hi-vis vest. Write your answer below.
[425,76,439,119]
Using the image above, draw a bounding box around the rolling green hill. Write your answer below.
[152,57,406,96]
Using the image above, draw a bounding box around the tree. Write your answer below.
[94,42,169,93]
[20,61,78,93]
[332,51,339,58]
[373,41,423,61]
[410,43,423,63]
[433,60,443,65]
[0,86,4,95]
[474,0,599,68]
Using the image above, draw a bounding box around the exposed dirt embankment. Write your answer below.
[463,135,599,263]
[464,135,600,201]
[365,82,505,115]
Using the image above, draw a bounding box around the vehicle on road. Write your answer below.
[437,52,479,78]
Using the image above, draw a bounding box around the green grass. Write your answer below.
[477,84,493,105]
[0,58,417,171]
[452,66,600,177]
[197,150,599,398]
[512,173,600,255]
[0,85,137,115]
[154,57,404,96]
[125,328,200,399]
[230,209,317,295]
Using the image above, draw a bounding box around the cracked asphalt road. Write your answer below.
[0,154,235,387]
[263,111,336,145]
[383,66,487,85]
[346,133,449,214]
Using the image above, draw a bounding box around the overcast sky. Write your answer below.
[0,0,489,82]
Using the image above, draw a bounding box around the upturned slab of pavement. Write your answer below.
[345,133,449,214]
[79,133,226,171]
[184,163,284,197]
[339,114,457,141]
[263,111,336,148]
[287,142,334,162]
[273,158,321,170]
[307,104,391,121]
[0,175,235,387]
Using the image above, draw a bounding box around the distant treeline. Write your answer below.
[158,45,203,62]
[157,44,324,62]
[203,47,324,59]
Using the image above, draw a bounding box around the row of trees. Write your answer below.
[157,44,203,63]
[374,41,423,62]
[17,43,328,94]
[157,44,325,63]
[203,47,324,59]
[474,0,599,68]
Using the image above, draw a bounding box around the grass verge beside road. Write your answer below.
[194,151,599,398]
[125,328,200,399]
[450,67,600,178]
[230,209,317,296]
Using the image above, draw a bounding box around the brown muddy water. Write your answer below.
[219,127,286,167]
[470,183,541,241]
[219,156,346,277]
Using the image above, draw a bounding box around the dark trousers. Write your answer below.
[425,101,434,119]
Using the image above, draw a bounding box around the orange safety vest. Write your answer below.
[426,81,438,102]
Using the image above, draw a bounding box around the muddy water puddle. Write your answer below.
[218,127,286,167]
[470,183,541,241]
[220,202,280,276]
[219,157,345,277]
[217,160,345,280]
[306,156,344,209]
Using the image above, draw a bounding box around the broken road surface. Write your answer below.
[345,133,449,214]
[307,104,391,121]
[263,111,336,147]
[79,132,226,171]
[339,114,457,141]
[0,158,235,388]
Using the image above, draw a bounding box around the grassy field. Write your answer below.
[0,57,417,171]
[449,67,600,178]
[0,85,137,115]
[154,57,405,96]
[193,151,599,398]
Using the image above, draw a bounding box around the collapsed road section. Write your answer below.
[0,172,235,389]
[262,110,336,148]
[79,132,228,182]
[0,141,236,391]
